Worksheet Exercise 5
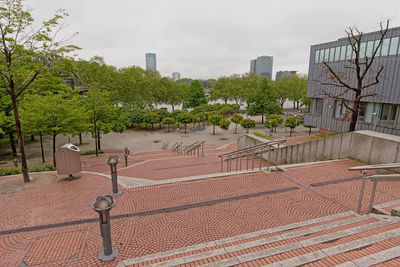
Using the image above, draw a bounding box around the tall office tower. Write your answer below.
[250,55,273,79]
[145,53,156,71]
[275,70,297,81]
[172,72,181,82]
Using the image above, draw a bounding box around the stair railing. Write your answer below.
[349,163,400,213]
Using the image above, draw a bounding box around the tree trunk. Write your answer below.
[79,133,82,145]
[293,101,296,109]
[290,128,293,137]
[224,99,227,104]
[30,134,35,142]
[97,130,101,151]
[246,128,249,134]
[261,114,264,124]
[184,124,187,133]
[309,127,311,136]
[349,99,360,132]
[9,132,17,158]
[10,90,30,182]
[52,132,57,167]
[234,124,237,134]
[172,104,175,111]
[168,124,170,132]
[94,121,98,157]
[40,133,45,163]
[213,125,215,135]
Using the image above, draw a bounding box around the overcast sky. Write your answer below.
[31,0,400,80]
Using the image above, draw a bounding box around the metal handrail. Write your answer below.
[219,140,285,173]
[184,141,205,156]
[170,142,183,152]
[349,163,400,213]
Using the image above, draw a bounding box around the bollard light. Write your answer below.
[123,147,130,167]
[106,156,122,196]
[92,195,118,261]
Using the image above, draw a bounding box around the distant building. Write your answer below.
[275,71,297,81]
[250,55,273,79]
[172,72,181,82]
[145,53,156,71]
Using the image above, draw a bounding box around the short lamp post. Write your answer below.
[327,105,332,136]
[123,147,130,167]
[91,195,118,261]
[106,156,122,196]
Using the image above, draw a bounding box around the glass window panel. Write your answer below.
[381,38,390,56]
[334,46,341,61]
[334,101,341,118]
[381,104,390,121]
[341,102,347,115]
[396,106,400,127]
[324,48,330,62]
[315,50,320,63]
[374,40,381,57]
[366,41,374,58]
[319,49,324,63]
[389,37,399,56]
[340,45,346,61]
[359,42,367,58]
[346,45,352,60]
[365,103,374,123]
[329,47,335,62]
[389,104,397,121]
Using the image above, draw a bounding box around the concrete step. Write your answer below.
[371,199,400,216]
[118,212,400,266]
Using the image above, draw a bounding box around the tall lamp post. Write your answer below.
[92,195,118,261]
[372,112,378,132]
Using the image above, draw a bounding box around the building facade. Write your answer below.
[250,56,273,79]
[145,53,156,71]
[172,72,181,82]
[275,70,297,81]
[304,26,400,135]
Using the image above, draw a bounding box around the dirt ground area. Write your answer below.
[0,172,58,194]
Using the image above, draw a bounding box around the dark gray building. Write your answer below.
[304,26,400,135]
[145,53,156,71]
[250,55,273,79]
[275,70,297,81]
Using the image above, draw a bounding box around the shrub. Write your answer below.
[240,118,256,133]
[230,113,243,134]
[162,117,176,132]
[80,149,104,156]
[0,163,55,176]
[209,114,223,135]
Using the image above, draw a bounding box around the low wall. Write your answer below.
[237,130,400,165]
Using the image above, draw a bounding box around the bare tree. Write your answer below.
[0,0,78,182]
[321,20,389,132]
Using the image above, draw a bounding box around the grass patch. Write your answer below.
[80,149,104,156]
[316,132,341,138]
[252,131,274,140]
[0,163,55,176]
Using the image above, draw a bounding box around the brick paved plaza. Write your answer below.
[2,143,400,266]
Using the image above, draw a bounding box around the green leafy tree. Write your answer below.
[171,110,185,128]
[143,111,160,129]
[230,113,243,134]
[129,108,145,127]
[267,114,283,132]
[246,78,282,123]
[280,74,308,109]
[84,88,117,156]
[0,1,79,182]
[162,117,175,132]
[284,116,300,137]
[155,109,170,128]
[209,114,222,135]
[219,119,231,137]
[264,119,279,137]
[209,76,231,103]
[304,124,316,136]
[183,80,207,108]
[21,94,88,165]
[161,78,187,111]
[240,118,256,134]
[176,112,193,133]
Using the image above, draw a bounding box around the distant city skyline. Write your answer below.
[32,0,400,79]
[145,53,156,71]
[250,56,273,79]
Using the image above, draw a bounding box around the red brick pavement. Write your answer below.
[2,158,400,266]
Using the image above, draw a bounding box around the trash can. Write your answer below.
[55,143,81,178]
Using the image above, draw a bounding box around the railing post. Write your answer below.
[220,156,223,173]
[252,153,255,170]
[267,146,270,172]
[246,155,249,170]
[357,170,368,213]
[240,154,242,171]
[259,152,262,170]
[369,180,378,212]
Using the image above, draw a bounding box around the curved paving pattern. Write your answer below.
[2,143,400,266]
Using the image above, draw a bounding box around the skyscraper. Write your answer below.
[250,55,273,79]
[145,53,156,71]
[172,72,181,82]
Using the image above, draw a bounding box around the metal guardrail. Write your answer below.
[183,141,205,156]
[219,140,286,173]
[349,163,400,213]
[170,142,183,153]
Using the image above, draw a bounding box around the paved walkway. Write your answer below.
[3,144,400,266]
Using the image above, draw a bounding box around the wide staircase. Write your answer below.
[119,211,400,266]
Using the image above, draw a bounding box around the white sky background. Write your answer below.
[31,0,400,80]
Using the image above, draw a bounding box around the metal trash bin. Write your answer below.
[55,143,81,178]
